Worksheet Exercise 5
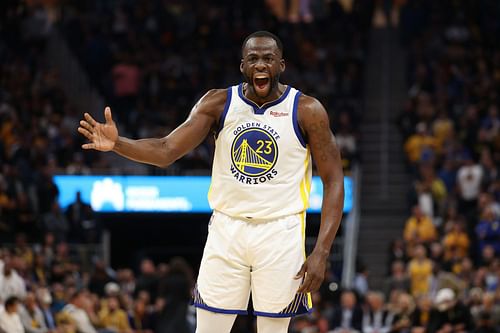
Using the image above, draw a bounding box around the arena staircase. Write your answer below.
[356,28,409,290]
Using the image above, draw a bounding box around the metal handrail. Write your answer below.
[341,165,361,288]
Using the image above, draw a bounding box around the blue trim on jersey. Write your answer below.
[193,302,248,315]
[292,91,307,148]
[237,83,291,115]
[254,308,313,318]
[217,87,232,134]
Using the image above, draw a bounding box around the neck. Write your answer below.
[243,82,286,107]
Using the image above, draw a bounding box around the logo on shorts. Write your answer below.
[230,126,279,184]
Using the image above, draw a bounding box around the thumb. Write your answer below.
[104,106,113,124]
[295,263,306,279]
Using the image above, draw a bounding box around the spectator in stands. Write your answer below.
[329,289,363,333]
[353,263,369,298]
[128,298,154,333]
[403,205,437,249]
[0,296,24,333]
[42,202,69,243]
[66,191,95,243]
[390,292,415,333]
[362,291,393,333]
[383,260,410,299]
[429,242,444,264]
[442,221,470,261]
[0,257,27,302]
[427,288,474,333]
[62,289,98,333]
[387,239,407,273]
[456,152,483,224]
[19,291,48,333]
[135,259,158,302]
[98,295,132,333]
[407,245,432,297]
[471,292,500,328]
[476,207,500,256]
[116,269,135,296]
[428,263,466,300]
[88,260,115,297]
[404,122,438,167]
[36,287,57,331]
[411,294,432,331]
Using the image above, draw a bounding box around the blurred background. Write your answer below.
[0,0,498,332]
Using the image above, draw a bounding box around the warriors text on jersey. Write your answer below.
[208,84,312,219]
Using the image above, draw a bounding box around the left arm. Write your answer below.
[295,95,344,293]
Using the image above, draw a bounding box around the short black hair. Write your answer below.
[5,296,19,308]
[242,31,283,56]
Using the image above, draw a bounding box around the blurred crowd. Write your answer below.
[0,241,196,333]
[374,0,500,332]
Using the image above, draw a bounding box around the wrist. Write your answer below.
[312,246,330,258]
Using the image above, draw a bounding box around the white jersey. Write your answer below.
[208,83,312,219]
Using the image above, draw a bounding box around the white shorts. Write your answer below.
[193,210,312,317]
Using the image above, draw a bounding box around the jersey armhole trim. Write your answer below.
[292,91,307,148]
[217,87,232,134]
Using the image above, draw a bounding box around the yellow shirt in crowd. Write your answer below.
[99,309,131,332]
[443,231,470,260]
[408,258,433,296]
[404,216,437,244]
[404,135,438,163]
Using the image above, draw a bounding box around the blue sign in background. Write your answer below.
[53,176,353,213]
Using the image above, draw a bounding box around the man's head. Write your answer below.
[25,292,38,311]
[107,295,120,312]
[366,291,385,311]
[5,296,20,314]
[240,31,285,99]
[340,290,357,309]
[69,289,89,309]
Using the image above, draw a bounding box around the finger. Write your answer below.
[297,275,312,293]
[294,264,306,279]
[78,127,94,141]
[79,120,94,131]
[84,112,98,126]
[309,277,322,292]
[82,143,96,150]
[104,106,113,124]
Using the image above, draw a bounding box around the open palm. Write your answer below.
[78,107,118,151]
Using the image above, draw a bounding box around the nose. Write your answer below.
[254,59,266,71]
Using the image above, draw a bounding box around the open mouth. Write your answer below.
[254,76,270,91]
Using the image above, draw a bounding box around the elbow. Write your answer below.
[156,139,178,168]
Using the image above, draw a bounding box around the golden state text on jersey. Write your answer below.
[230,124,279,184]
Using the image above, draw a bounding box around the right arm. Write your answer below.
[78,89,227,168]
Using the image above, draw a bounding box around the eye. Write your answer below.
[247,56,258,63]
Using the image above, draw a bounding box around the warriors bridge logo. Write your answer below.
[230,126,279,184]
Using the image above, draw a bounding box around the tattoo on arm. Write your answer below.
[308,114,338,162]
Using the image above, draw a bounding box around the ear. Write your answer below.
[280,59,285,73]
[240,59,244,74]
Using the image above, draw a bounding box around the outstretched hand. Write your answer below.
[78,107,118,151]
[295,250,328,293]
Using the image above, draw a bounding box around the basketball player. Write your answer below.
[78,31,344,333]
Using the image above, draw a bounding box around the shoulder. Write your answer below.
[295,93,329,132]
[196,89,228,111]
[297,93,325,115]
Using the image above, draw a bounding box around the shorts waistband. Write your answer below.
[213,210,305,224]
